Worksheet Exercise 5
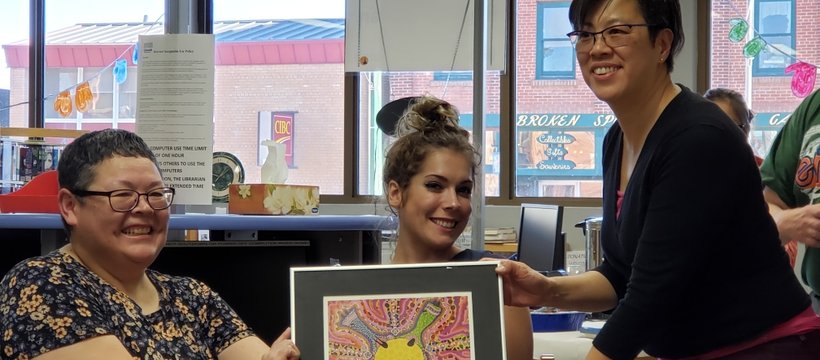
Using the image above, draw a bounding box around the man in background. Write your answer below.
[761,88,820,313]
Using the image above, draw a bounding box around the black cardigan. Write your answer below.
[591,86,809,359]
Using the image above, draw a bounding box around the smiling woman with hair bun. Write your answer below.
[382,95,533,360]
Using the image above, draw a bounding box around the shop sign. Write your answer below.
[537,159,576,170]
[516,113,617,129]
[535,131,577,170]
[754,112,792,129]
[537,133,576,144]
[457,113,617,130]
[272,112,295,167]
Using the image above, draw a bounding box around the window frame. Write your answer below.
[535,1,576,80]
[752,0,796,77]
[19,0,715,207]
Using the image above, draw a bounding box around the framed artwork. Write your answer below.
[290,261,506,360]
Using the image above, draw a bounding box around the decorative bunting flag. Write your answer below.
[723,1,817,98]
[113,59,128,84]
[54,90,73,118]
[74,82,93,113]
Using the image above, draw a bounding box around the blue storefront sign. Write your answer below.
[458,113,617,178]
[754,112,792,130]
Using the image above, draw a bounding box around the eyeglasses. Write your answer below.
[72,187,176,212]
[567,24,655,52]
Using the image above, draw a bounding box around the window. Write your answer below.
[516,0,609,198]
[356,71,502,197]
[753,0,795,77]
[710,0,816,160]
[14,0,721,204]
[535,2,575,80]
[41,1,163,134]
[0,1,29,129]
[44,68,136,131]
[214,0,346,194]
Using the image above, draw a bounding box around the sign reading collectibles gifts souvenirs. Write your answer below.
[290,261,507,359]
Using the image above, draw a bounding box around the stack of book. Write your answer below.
[483,227,518,254]
[484,227,517,244]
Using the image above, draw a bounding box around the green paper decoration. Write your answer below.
[728,18,748,43]
[743,37,766,58]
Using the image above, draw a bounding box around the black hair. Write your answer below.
[58,129,159,233]
[568,0,684,72]
[704,87,754,125]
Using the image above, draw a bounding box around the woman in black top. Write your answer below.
[495,0,819,359]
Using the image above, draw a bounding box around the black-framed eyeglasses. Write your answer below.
[567,24,655,52]
[72,187,176,212]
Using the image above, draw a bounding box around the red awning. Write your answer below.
[3,39,343,68]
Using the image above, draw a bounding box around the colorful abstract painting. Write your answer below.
[324,292,474,360]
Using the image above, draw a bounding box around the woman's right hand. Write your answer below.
[494,259,553,308]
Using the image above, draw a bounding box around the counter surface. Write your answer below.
[0,213,391,231]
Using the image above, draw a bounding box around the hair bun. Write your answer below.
[395,95,464,137]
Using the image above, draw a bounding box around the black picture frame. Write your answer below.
[290,261,506,359]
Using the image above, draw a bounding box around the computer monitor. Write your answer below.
[515,203,565,273]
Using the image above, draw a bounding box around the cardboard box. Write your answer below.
[228,183,319,215]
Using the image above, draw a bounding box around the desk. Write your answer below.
[0,213,389,266]
[533,330,596,360]
[533,323,655,360]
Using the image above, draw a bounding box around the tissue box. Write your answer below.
[228,184,319,215]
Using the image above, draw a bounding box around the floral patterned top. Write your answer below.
[0,251,254,359]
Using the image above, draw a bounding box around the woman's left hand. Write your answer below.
[263,327,300,360]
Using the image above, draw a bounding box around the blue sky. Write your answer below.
[0,0,346,88]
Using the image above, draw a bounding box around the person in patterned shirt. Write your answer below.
[0,129,300,360]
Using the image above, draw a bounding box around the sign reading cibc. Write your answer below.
[272,113,294,167]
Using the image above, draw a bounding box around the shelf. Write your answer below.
[485,242,518,253]
[0,127,87,139]
[0,213,392,231]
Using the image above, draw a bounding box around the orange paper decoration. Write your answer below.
[53,90,73,118]
[75,82,93,113]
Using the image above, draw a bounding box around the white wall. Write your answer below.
[672,0,698,89]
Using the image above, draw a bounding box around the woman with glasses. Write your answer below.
[0,129,300,360]
[496,0,820,359]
